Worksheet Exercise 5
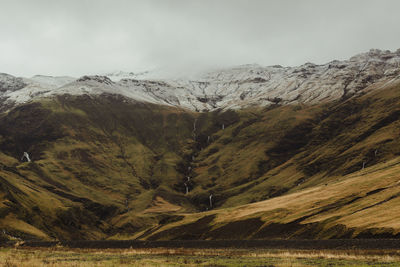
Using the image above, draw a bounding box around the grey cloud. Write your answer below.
[0,0,399,77]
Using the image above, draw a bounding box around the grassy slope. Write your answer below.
[0,95,197,240]
[143,157,400,240]
[189,81,400,210]
[0,80,398,241]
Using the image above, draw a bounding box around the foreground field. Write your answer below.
[1,247,400,266]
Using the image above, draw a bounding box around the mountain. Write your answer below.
[0,49,399,241]
[1,49,400,112]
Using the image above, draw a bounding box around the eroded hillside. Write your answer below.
[0,78,399,241]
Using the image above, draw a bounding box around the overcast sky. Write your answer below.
[0,0,400,77]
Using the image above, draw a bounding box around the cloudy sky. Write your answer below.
[1,0,400,77]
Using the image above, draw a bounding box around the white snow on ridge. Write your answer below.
[1,48,400,112]
[49,76,171,106]
[28,75,75,88]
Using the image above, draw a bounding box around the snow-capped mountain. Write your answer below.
[1,48,400,112]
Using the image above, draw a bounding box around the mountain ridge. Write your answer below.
[1,48,400,112]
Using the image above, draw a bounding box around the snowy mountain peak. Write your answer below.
[29,75,75,88]
[350,48,400,62]
[1,48,400,112]
[0,73,26,92]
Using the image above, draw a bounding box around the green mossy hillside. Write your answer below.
[0,81,399,241]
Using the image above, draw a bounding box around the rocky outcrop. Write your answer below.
[76,75,115,85]
[0,73,26,93]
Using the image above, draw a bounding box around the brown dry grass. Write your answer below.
[143,196,182,214]
[1,247,400,266]
[145,157,400,239]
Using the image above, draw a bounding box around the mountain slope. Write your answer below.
[0,78,398,241]
[142,156,400,240]
[0,49,399,241]
[0,96,198,240]
[1,49,400,112]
